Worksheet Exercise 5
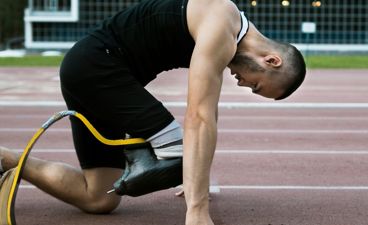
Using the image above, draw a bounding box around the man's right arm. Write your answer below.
[184,1,240,224]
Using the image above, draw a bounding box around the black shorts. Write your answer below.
[60,35,174,169]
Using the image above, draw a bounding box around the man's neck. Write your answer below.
[238,23,272,56]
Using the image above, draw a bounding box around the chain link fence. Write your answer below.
[2,0,368,51]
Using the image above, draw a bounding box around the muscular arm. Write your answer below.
[183,1,239,223]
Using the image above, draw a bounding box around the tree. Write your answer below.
[0,0,27,49]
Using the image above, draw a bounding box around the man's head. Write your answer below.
[228,40,306,100]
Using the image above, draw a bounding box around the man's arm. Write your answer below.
[184,2,239,224]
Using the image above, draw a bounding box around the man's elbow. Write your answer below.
[184,108,216,129]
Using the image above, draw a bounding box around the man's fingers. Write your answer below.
[175,189,185,197]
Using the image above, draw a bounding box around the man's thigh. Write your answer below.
[69,114,128,169]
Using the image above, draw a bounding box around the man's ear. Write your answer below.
[264,55,282,68]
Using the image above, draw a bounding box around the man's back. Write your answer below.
[90,0,195,85]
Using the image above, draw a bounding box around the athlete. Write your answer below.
[0,0,306,224]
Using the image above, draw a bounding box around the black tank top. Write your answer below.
[90,0,195,85]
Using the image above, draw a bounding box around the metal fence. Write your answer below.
[29,0,71,11]
[24,0,368,51]
[239,0,367,44]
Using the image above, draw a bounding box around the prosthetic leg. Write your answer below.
[0,169,16,225]
[0,111,182,225]
[111,145,182,196]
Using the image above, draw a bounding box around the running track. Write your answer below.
[0,68,368,225]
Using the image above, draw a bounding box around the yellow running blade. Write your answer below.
[0,110,146,225]
[0,169,17,225]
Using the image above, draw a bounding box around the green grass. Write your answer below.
[305,55,368,69]
[0,55,367,69]
[0,55,64,67]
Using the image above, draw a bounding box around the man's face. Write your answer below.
[228,53,285,99]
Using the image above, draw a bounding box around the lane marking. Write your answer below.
[0,128,70,132]
[191,116,368,121]
[20,185,36,189]
[215,150,368,155]
[1,101,368,109]
[0,115,51,119]
[19,184,368,191]
[176,185,221,193]
[0,101,65,106]
[219,129,368,134]
[218,185,368,190]
[2,128,368,134]
[209,186,221,193]
[14,149,75,153]
[216,102,368,109]
[1,115,368,120]
[13,149,368,155]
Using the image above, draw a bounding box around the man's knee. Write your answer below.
[82,196,121,214]
[80,167,123,214]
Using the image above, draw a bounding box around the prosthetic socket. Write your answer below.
[112,144,182,197]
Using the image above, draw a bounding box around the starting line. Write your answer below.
[1,101,368,109]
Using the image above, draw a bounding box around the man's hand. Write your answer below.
[175,189,185,198]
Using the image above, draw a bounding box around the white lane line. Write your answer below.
[219,129,368,134]
[194,116,368,121]
[218,186,368,190]
[176,185,221,193]
[19,185,368,191]
[0,101,66,106]
[216,150,368,155]
[1,101,368,109]
[216,102,368,109]
[14,149,75,153]
[20,185,36,189]
[209,186,221,193]
[13,149,368,155]
[0,128,70,132]
[0,115,51,119]
[2,128,368,134]
[1,115,368,121]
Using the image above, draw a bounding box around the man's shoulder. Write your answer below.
[187,0,239,18]
[187,0,240,40]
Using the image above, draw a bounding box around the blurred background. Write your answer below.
[0,0,367,57]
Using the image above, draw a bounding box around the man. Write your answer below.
[0,0,305,224]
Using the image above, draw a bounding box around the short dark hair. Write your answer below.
[275,43,306,100]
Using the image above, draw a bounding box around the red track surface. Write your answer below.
[1,68,368,225]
